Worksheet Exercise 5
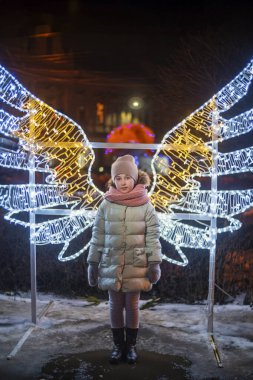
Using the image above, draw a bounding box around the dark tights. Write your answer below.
[108,290,140,329]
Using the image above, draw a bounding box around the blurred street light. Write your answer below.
[128,97,144,110]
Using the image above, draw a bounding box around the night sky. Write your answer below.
[1,0,253,75]
[0,0,253,128]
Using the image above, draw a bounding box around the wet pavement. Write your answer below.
[40,350,194,380]
[0,294,253,380]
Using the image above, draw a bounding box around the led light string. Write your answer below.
[0,150,28,169]
[0,184,67,211]
[34,211,95,244]
[175,189,253,217]
[0,65,104,260]
[0,65,103,209]
[216,60,253,111]
[158,214,210,248]
[15,98,104,208]
[218,110,253,141]
[0,109,25,137]
[158,212,242,266]
[0,66,29,110]
[58,240,92,262]
[158,216,209,266]
[0,150,53,172]
[150,59,253,265]
[198,147,253,176]
[0,60,253,264]
[35,210,96,262]
[150,100,214,213]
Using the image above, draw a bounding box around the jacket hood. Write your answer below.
[136,170,151,187]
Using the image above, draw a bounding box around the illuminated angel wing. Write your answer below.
[150,58,253,266]
[0,65,104,261]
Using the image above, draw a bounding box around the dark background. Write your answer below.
[1,0,253,134]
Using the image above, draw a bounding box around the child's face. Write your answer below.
[114,174,135,193]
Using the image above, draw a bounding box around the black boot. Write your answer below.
[125,328,138,364]
[109,328,125,364]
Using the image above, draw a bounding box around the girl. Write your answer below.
[87,155,162,364]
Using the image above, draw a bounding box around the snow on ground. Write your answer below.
[0,292,252,379]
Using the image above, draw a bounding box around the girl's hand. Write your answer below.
[147,263,161,284]
[88,263,99,287]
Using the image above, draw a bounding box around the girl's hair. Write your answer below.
[106,169,151,190]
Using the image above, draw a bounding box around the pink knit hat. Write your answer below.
[111,155,138,182]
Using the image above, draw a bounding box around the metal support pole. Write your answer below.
[207,224,217,333]
[207,108,219,334]
[30,211,37,324]
[29,154,37,324]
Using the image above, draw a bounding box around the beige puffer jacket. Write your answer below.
[87,183,162,292]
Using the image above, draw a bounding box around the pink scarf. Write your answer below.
[104,184,150,206]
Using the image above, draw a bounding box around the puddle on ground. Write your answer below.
[39,350,193,380]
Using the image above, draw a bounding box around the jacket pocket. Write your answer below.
[99,248,111,267]
[133,247,147,267]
